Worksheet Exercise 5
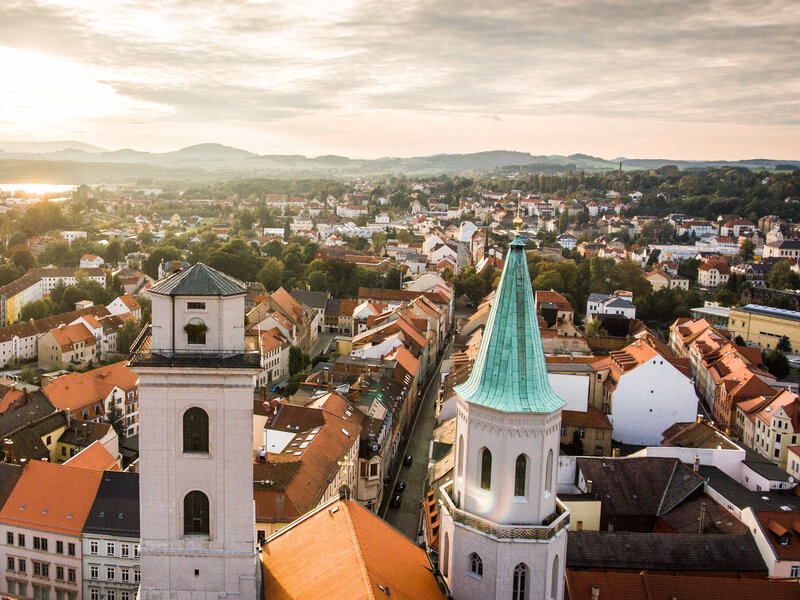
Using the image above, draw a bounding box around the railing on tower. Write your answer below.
[128,325,261,369]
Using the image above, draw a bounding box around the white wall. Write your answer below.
[610,356,697,446]
[151,294,245,354]
[548,374,589,412]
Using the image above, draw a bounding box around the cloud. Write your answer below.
[0,0,799,155]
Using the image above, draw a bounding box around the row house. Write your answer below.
[0,461,102,600]
[721,219,756,238]
[736,390,800,468]
[678,220,716,237]
[644,269,690,291]
[0,306,111,368]
[697,261,730,287]
[253,393,362,539]
[710,348,777,432]
[0,268,106,326]
[41,362,140,438]
[592,335,696,446]
[247,287,316,354]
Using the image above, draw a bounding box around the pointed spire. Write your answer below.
[454,234,565,413]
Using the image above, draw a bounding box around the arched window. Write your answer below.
[183,407,209,454]
[185,318,207,345]
[183,491,209,536]
[512,563,529,600]
[480,448,492,490]
[545,449,553,494]
[469,552,483,578]
[514,454,527,497]
[442,533,449,577]
[551,555,560,599]
[457,435,464,477]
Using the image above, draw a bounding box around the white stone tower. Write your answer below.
[438,227,569,600]
[130,263,260,600]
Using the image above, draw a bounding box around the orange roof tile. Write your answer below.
[63,440,120,472]
[42,361,138,413]
[50,322,95,349]
[261,498,446,600]
[0,460,103,536]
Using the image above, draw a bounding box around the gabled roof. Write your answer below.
[149,262,246,297]
[454,236,565,414]
[261,498,446,600]
[63,440,119,472]
[0,460,103,536]
[567,531,766,572]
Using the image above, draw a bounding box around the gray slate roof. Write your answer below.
[291,289,329,310]
[567,531,766,572]
[149,262,246,297]
[83,471,140,537]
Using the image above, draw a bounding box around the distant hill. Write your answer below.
[0,140,106,154]
[0,142,796,184]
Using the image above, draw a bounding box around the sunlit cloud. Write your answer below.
[0,0,798,158]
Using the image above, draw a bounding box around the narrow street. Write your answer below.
[381,338,453,541]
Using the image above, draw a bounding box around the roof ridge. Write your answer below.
[343,501,377,600]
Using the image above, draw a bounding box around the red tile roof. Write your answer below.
[261,498,446,600]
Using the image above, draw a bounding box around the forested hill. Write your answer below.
[0,143,797,184]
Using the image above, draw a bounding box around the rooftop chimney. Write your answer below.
[612,447,620,458]
[591,585,600,600]
[81,422,89,441]
[698,502,707,534]
[693,455,700,472]
[586,479,593,494]
[4,439,14,464]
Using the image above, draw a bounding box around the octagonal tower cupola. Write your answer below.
[148,262,247,354]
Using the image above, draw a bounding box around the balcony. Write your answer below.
[128,326,261,369]
[438,482,570,540]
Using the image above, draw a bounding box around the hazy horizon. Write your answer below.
[2,0,799,161]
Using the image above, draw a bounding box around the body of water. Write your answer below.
[0,183,76,195]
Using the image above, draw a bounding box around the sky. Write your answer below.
[1,0,799,159]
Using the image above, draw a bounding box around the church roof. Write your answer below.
[149,262,246,297]
[454,236,565,413]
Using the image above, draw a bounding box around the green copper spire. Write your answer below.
[454,235,565,413]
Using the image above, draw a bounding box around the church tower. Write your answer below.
[130,263,260,600]
[438,224,569,600]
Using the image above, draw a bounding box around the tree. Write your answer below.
[777,336,793,353]
[258,258,284,291]
[678,258,701,282]
[288,345,310,376]
[104,240,124,265]
[768,260,800,290]
[104,397,127,442]
[116,319,142,354]
[142,246,182,279]
[739,239,755,262]
[764,349,790,380]
[10,248,34,272]
[19,299,56,321]
[264,239,284,258]
[0,263,21,286]
[18,366,36,384]
[207,239,263,282]
[713,288,738,307]
[585,318,603,337]
[734,334,746,346]
[396,229,412,243]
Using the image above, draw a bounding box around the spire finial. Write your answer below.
[513,201,523,234]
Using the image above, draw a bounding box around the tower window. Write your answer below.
[183,491,209,536]
[512,563,529,600]
[442,533,449,577]
[551,555,560,599]
[183,407,209,454]
[480,448,492,490]
[469,553,483,578]
[185,319,207,345]
[514,454,527,497]
[545,449,553,494]
[457,435,464,477]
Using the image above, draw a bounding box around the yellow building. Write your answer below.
[729,304,800,350]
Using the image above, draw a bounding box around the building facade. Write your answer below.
[132,263,260,600]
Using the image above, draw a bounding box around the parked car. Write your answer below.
[403,454,413,467]
[390,494,403,508]
[394,481,406,493]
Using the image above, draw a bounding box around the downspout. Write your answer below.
[172,295,175,353]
